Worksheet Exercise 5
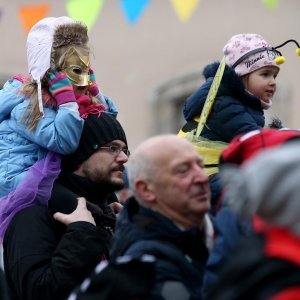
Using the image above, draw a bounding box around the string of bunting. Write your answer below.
[0,0,279,33]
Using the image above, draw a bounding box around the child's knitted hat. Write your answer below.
[223,33,280,77]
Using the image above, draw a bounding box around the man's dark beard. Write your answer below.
[55,172,124,207]
[93,176,124,193]
[91,167,125,193]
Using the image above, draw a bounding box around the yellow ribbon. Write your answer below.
[180,57,227,176]
[196,56,226,137]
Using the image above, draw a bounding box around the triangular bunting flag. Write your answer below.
[120,0,150,25]
[170,0,200,22]
[261,0,278,10]
[66,0,104,31]
[19,4,50,34]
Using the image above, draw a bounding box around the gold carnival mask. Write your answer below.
[61,47,90,86]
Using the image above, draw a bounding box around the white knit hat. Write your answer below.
[26,16,76,113]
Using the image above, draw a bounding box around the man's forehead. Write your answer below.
[171,151,202,166]
[153,147,201,168]
[104,140,127,147]
[134,135,200,165]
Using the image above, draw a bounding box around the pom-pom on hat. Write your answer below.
[223,33,280,77]
[62,113,128,171]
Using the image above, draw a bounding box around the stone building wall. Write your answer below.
[1,1,299,148]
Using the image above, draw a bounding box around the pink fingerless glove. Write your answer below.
[88,68,100,97]
[48,72,76,106]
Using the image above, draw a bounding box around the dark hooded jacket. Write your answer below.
[206,223,300,300]
[110,197,210,300]
[3,173,117,300]
[0,268,9,300]
[182,62,264,143]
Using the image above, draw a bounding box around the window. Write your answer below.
[150,71,204,134]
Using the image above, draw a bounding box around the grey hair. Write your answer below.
[221,142,300,236]
[127,151,157,205]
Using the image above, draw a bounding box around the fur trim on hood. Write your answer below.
[52,22,88,49]
[50,22,89,76]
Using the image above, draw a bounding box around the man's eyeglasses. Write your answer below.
[99,145,130,157]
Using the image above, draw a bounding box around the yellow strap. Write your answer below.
[177,129,186,138]
[196,56,226,137]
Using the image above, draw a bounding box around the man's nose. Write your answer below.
[116,150,129,162]
[194,166,209,183]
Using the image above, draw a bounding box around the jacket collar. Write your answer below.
[58,171,118,206]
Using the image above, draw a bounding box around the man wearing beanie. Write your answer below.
[49,112,128,212]
[3,112,129,300]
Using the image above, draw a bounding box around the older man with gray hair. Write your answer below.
[109,134,214,300]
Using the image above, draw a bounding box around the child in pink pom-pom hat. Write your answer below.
[179,33,283,215]
[223,33,281,109]
[181,33,282,144]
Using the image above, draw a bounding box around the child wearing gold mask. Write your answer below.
[0,17,117,227]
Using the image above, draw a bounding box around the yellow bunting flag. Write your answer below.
[170,0,200,22]
[66,0,105,31]
[262,0,278,10]
[19,4,50,34]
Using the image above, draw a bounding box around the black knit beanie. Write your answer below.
[62,113,127,171]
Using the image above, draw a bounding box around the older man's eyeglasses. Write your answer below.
[99,145,130,157]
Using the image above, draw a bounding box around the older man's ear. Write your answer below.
[135,180,156,204]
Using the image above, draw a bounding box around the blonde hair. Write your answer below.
[20,80,45,131]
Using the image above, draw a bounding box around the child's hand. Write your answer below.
[103,95,118,117]
[48,71,76,106]
[88,68,100,97]
[108,202,123,215]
